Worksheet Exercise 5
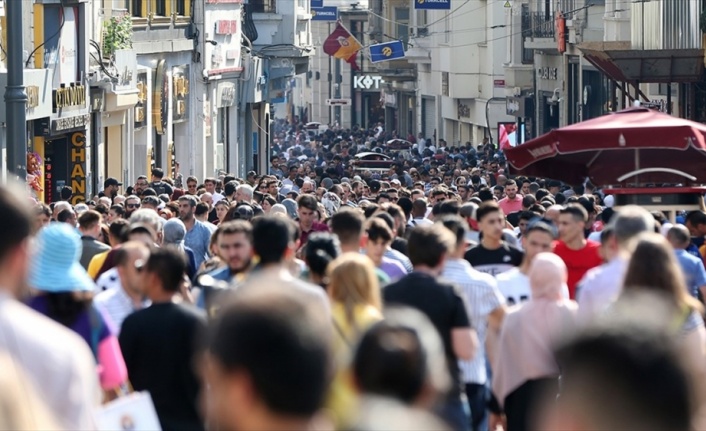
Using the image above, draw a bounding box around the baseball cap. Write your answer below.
[104,177,122,188]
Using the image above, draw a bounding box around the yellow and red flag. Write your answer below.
[323,22,362,70]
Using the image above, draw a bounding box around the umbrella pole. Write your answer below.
[634,149,640,185]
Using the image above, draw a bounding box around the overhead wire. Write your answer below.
[344,1,642,62]
[443,3,625,50]
[365,0,489,30]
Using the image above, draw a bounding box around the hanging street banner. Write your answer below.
[311,6,338,21]
[369,40,406,63]
[414,0,451,10]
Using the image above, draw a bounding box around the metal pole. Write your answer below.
[5,0,27,178]
[328,22,332,125]
[335,58,341,124]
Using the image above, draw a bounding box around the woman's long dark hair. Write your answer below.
[45,292,91,328]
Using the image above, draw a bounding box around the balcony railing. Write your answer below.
[249,0,276,13]
[522,11,555,39]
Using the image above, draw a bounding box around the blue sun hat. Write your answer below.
[29,223,95,293]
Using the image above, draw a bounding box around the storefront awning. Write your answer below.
[578,41,704,83]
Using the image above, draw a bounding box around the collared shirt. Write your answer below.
[384,248,413,273]
[497,195,524,215]
[94,286,151,334]
[300,222,330,246]
[185,220,213,269]
[269,167,284,178]
[407,217,433,228]
[576,256,628,324]
[674,249,706,298]
[442,258,504,385]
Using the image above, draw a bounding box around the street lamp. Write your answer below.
[5,0,27,179]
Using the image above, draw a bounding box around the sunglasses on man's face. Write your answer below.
[127,203,140,209]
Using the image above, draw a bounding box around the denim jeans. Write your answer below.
[437,394,470,431]
[465,383,489,431]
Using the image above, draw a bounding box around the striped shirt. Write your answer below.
[442,258,505,385]
[385,248,413,273]
[94,286,150,335]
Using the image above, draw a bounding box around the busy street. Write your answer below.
[3,0,706,430]
[5,111,706,430]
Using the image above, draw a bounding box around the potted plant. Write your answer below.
[103,13,133,59]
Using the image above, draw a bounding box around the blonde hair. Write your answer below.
[328,253,382,325]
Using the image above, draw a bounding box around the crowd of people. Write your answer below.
[4,122,706,431]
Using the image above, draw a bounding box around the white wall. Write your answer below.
[416,0,513,145]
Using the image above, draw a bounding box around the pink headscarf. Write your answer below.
[492,253,578,407]
[529,253,569,300]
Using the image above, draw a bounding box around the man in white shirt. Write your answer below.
[497,219,568,305]
[0,185,100,429]
[440,216,506,431]
[576,205,654,323]
[94,242,151,333]
[204,177,225,203]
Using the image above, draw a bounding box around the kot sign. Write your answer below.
[353,75,384,90]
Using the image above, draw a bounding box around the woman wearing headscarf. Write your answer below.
[281,198,298,219]
[492,253,578,431]
[162,218,197,279]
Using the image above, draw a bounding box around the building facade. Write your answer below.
[306,3,379,129]
[242,0,314,173]
[408,0,513,147]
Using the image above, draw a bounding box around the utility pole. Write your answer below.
[5,0,27,179]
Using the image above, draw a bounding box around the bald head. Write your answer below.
[667,225,691,249]
[545,205,564,224]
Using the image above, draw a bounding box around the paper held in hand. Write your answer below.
[93,391,162,431]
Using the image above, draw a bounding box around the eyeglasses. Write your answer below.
[134,259,146,272]
[127,203,141,209]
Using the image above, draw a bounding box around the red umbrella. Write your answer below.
[505,107,706,185]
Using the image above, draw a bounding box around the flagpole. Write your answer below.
[328,21,333,125]
[335,58,341,125]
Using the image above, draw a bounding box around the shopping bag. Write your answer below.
[93,391,162,431]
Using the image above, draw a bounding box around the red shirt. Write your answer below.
[300,221,330,246]
[553,240,603,299]
[498,195,524,215]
